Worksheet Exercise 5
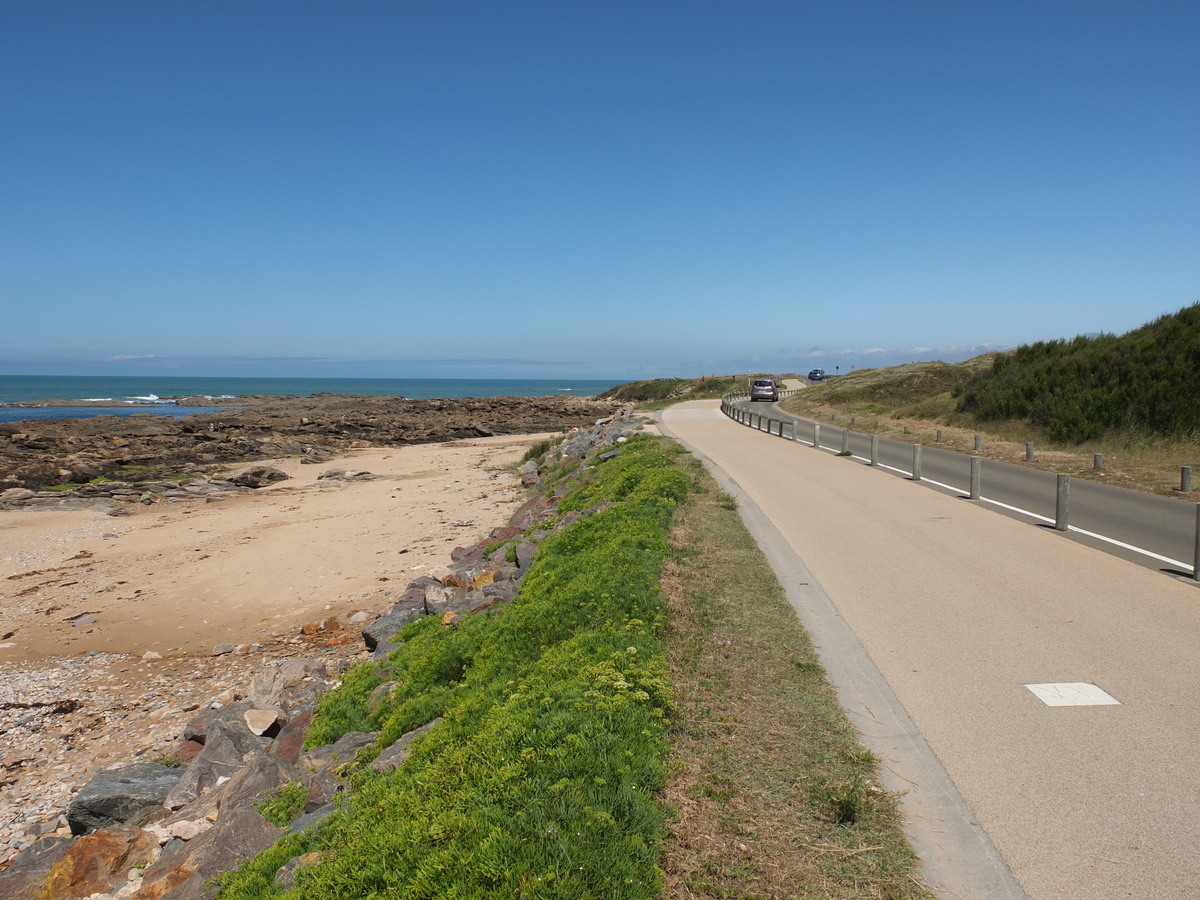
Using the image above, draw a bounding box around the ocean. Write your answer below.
[0,376,623,424]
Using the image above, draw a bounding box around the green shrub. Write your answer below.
[959,304,1200,442]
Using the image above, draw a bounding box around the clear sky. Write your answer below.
[2,2,1196,379]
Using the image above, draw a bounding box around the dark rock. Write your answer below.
[67,763,183,835]
[265,707,315,767]
[449,541,487,563]
[0,836,73,900]
[274,850,324,888]
[404,575,443,593]
[511,495,553,529]
[228,466,288,488]
[181,702,253,745]
[286,803,335,835]
[137,754,298,900]
[488,525,523,542]
[299,731,378,812]
[164,719,268,811]
[361,607,423,650]
[515,541,538,574]
[136,803,283,900]
[371,718,444,773]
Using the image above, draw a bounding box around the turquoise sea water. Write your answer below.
[0,376,622,424]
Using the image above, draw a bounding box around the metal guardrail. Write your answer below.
[719,393,1200,581]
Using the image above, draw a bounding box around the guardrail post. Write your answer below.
[970,456,981,500]
[1194,504,1200,581]
[1026,442,1034,461]
[1182,466,1192,492]
[870,434,878,466]
[841,428,850,453]
[1094,453,1103,471]
[912,445,922,482]
[936,429,943,442]
[1055,474,1070,531]
[903,425,910,434]
[813,423,820,449]
[974,434,982,451]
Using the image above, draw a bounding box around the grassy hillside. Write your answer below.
[787,357,997,421]
[958,304,1200,442]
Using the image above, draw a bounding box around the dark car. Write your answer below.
[807,369,825,382]
[749,378,779,402]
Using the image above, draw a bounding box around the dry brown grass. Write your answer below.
[659,465,933,900]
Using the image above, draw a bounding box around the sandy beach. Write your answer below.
[0,432,552,861]
[0,434,549,660]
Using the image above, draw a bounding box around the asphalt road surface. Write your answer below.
[729,399,1199,576]
[660,401,1200,900]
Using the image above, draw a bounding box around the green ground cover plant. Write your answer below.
[216,436,686,899]
[257,783,309,828]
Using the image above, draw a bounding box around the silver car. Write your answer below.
[749,378,779,402]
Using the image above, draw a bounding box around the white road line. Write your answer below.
[742,414,1196,573]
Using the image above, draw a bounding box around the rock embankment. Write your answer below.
[0,394,619,491]
[0,410,646,899]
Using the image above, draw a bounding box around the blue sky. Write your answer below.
[2,2,1196,379]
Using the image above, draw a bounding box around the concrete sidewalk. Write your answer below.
[660,401,1200,900]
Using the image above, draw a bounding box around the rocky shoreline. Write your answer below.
[0,407,648,898]
[0,393,620,492]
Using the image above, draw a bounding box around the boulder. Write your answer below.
[181,702,254,746]
[265,707,315,767]
[299,732,378,813]
[228,466,288,488]
[274,851,323,889]
[37,826,158,899]
[164,720,266,811]
[0,836,73,900]
[247,658,331,711]
[514,541,538,574]
[243,707,287,738]
[361,607,423,651]
[371,718,444,773]
[67,763,183,835]
[135,754,298,900]
[422,582,459,615]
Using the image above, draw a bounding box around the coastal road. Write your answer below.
[730,399,1199,575]
[659,401,1200,900]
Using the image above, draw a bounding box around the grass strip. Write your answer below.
[659,455,934,899]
